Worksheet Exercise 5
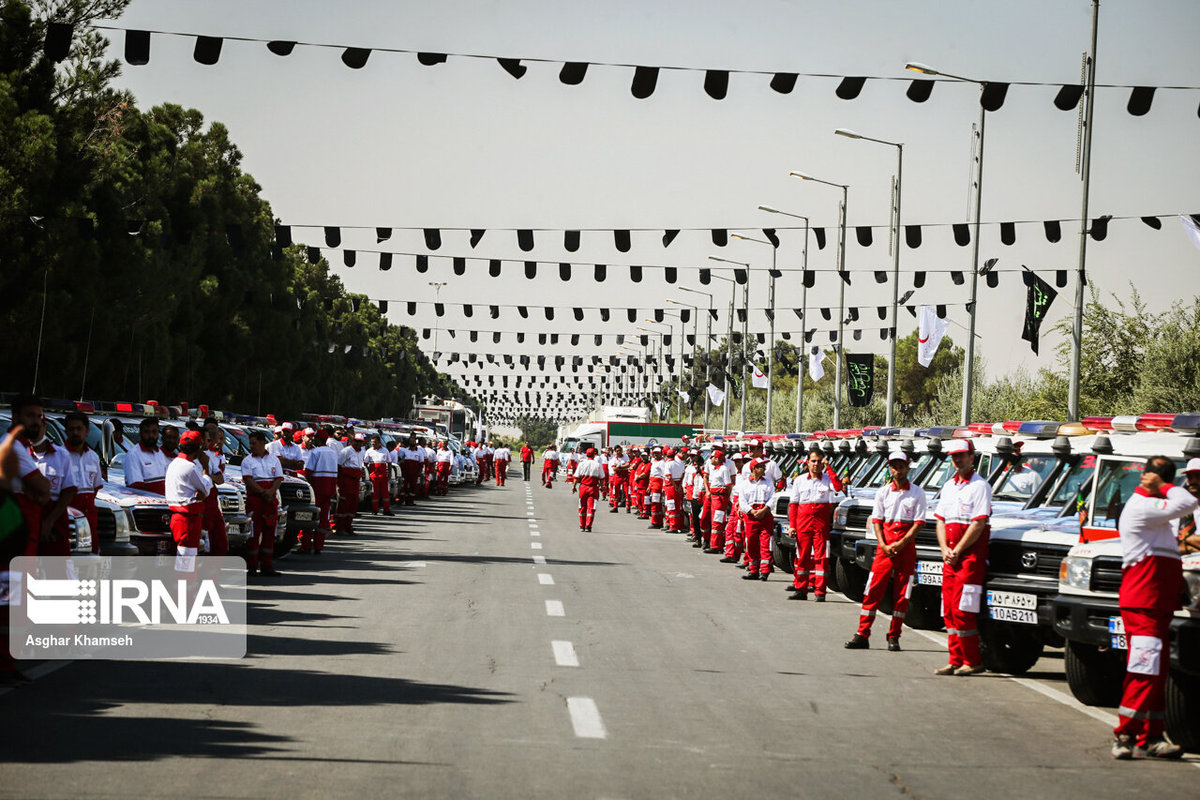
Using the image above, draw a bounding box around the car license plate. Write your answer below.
[1108,616,1127,650]
[988,606,1038,624]
[916,561,942,586]
[293,511,315,522]
[986,590,1037,611]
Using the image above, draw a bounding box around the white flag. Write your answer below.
[917,305,949,367]
[808,346,825,382]
[1181,214,1200,253]
[654,401,662,417]
[707,383,725,406]
[751,365,769,389]
[678,390,690,403]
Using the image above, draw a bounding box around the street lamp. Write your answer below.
[678,286,715,429]
[789,171,849,428]
[731,233,778,434]
[834,127,903,426]
[905,62,985,426]
[709,256,751,433]
[666,298,700,426]
[759,205,810,432]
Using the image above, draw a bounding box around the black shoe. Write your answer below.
[585,527,592,532]
[844,634,869,650]
[713,552,730,558]
[692,541,704,548]
[759,573,770,581]
[788,592,807,601]
[742,572,760,580]
[887,638,901,652]
[610,507,619,513]
[383,510,394,516]
[815,595,826,603]
[259,568,282,577]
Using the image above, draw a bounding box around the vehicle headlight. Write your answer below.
[1060,556,1092,591]
[114,509,133,538]
[834,506,849,529]
[1184,571,1200,612]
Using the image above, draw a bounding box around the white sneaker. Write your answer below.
[1136,736,1183,759]
[1111,734,1135,760]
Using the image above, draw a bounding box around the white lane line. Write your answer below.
[533,555,547,565]
[538,573,555,585]
[527,511,536,516]
[567,697,607,739]
[545,599,565,617]
[402,561,427,568]
[1010,678,1118,726]
[552,640,580,667]
[531,542,543,549]
[531,531,540,537]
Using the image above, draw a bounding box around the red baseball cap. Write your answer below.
[180,430,202,446]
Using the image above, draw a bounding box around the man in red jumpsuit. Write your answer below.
[364,435,393,515]
[664,447,687,533]
[1109,456,1196,759]
[241,431,284,576]
[704,447,734,554]
[300,429,338,554]
[933,439,992,676]
[520,442,533,481]
[398,437,424,505]
[608,446,630,512]
[575,448,605,532]
[64,411,103,553]
[335,432,365,533]
[845,451,925,649]
[541,444,559,488]
[739,458,776,580]
[164,430,212,576]
[632,451,652,519]
[199,421,229,556]
[647,448,666,529]
[722,452,749,563]
[435,441,453,495]
[787,447,845,601]
[124,416,170,495]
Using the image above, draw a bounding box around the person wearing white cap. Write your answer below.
[703,447,736,554]
[786,447,845,600]
[267,422,304,475]
[845,451,926,650]
[738,458,777,580]
[540,443,559,488]
[575,448,605,531]
[933,439,992,676]
[1178,458,1200,554]
[334,432,366,534]
[1109,455,1197,760]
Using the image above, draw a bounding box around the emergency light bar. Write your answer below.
[1111,415,1140,433]
[1016,421,1063,438]
[1172,414,1200,434]
[1135,413,1175,431]
[1056,422,1091,437]
[967,423,994,435]
[926,426,958,437]
[1080,416,1112,431]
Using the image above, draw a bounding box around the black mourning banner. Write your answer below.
[845,353,874,407]
[1021,269,1058,355]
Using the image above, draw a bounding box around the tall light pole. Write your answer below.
[709,257,751,433]
[731,233,778,433]
[701,274,738,435]
[1069,1,1100,421]
[790,171,848,428]
[679,286,714,429]
[759,205,809,432]
[834,128,903,426]
[906,62,987,425]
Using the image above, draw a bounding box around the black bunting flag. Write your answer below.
[1021,268,1058,355]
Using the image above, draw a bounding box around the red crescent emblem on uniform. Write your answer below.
[918,335,929,343]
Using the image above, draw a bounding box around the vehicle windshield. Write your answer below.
[992,454,1059,502]
[1046,454,1099,512]
[1088,457,1187,531]
[917,454,955,490]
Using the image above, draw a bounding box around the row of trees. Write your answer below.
[2,1,466,418]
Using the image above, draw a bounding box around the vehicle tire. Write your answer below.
[772,526,794,573]
[904,588,943,631]
[978,619,1044,675]
[1064,641,1124,707]
[836,557,867,602]
[1166,670,1200,753]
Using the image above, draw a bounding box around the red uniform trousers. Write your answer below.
[542,462,556,487]
[16,494,43,557]
[648,477,664,527]
[578,479,600,529]
[1114,555,1183,744]
[483,455,493,480]
[941,538,989,667]
[477,458,487,485]
[436,462,451,495]
[566,464,576,492]
[336,467,360,531]
[68,492,99,554]
[633,479,648,517]
[707,489,729,550]
[304,476,336,552]
[791,503,835,595]
[664,481,683,531]
[695,490,710,540]
[600,467,609,499]
[857,543,917,638]
[743,508,774,575]
[245,493,279,572]
[724,497,744,560]
[168,501,203,578]
[369,463,390,512]
[201,490,228,556]
[400,461,421,504]
[495,459,507,486]
[420,463,432,497]
[608,472,625,508]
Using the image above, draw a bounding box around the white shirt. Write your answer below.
[11,445,40,495]
[494,447,511,460]
[740,457,782,487]
[437,448,454,463]
[364,446,391,466]
[934,471,993,527]
[400,446,425,463]
[68,446,104,494]
[303,446,338,479]
[165,455,212,506]
[241,452,284,484]
[31,444,78,502]
[337,445,365,470]
[327,439,345,454]
[424,446,436,463]
[574,458,605,480]
[267,439,302,465]
[666,457,687,481]
[649,459,667,480]
[542,449,558,463]
[388,448,400,465]
[705,461,736,489]
[870,480,928,544]
[788,472,843,505]
[124,443,170,487]
[738,477,776,513]
[1117,486,1197,568]
[202,448,227,482]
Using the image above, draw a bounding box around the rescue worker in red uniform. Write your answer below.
[632,451,652,518]
[739,458,776,580]
[704,448,735,554]
[608,446,630,512]
[647,448,666,529]
[933,439,992,676]
[787,447,845,600]
[484,441,496,483]
[364,435,393,515]
[7,397,51,558]
[399,437,424,505]
[493,444,511,486]
[422,439,437,497]
[475,442,488,485]
[1109,456,1196,760]
[845,451,925,649]
[29,423,79,558]
[335,433,365,532]
[200,421,229,556]
[687,452,707,547]
[520,442,533,482]
[64,411,103,554]
[575,448,605,532]
[241,430,284,576]
[124,416,170,495]
[541,445,559,488]
[164,430,212,575]
[665,448,687,532]
[435,441,453,495]
[722,452,749,563]
[300,430,338,554]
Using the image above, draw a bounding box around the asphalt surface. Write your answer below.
[3,471,1198,799]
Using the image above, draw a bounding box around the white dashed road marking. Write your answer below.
[538,573,555,585]
[545,600,565,617]
[402,561,427,568]
[533,555,547,565]
[567,697,607,739]
[552,640,580,667]
[531,542,543,549]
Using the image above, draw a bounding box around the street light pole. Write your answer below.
[1069,0,1100,421]
[731,234,778,433]
[759,206,810,433]
[709,258,751,434]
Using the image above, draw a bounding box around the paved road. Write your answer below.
[3,474,1198,798]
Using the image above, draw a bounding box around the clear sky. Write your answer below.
[99,0,1200,411]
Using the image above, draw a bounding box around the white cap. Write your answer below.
[1185,457,1200,474]
[887,450,909,463]
[945,438,975,455]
